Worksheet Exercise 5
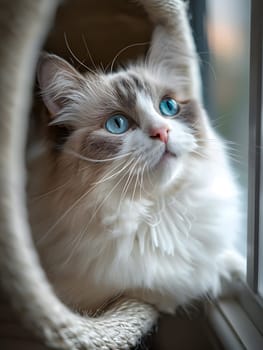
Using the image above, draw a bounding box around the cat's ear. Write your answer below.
[37,52,84,118]
[142,0,202,101]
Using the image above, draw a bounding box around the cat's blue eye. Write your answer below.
[159,98,179,117]
[105,114,129,134]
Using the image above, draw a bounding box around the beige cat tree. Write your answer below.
[0,0,194,348]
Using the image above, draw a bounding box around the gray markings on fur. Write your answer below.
[177,100,205,137]
[112,73,151,109]
[83,135,123,161]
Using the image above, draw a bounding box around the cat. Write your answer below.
[28,0,245,314]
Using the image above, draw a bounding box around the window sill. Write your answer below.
[207,296,263,350]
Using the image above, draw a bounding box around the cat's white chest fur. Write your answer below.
[102,195,192,257]
[32,152,243,313]
[54,178,242,313]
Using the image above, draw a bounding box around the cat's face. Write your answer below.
[37,54,207,195]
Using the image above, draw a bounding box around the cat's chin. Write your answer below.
[150,151,182,189]
[155,149,177,169]
[159,150,176,163]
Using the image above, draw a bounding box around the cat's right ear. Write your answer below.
[140,0,201,101]
[37,52,84,118]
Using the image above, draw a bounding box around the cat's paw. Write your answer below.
[218,250,246,298]
[221,249,246,281]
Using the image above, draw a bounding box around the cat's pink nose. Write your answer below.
[149,127,170,144]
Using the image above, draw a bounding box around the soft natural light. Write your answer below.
[206,0,250,257]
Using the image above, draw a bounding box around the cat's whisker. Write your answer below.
[198,143,244,160]
[92,161,129,185]
[139,161,149,200]
[197,138,241,151]
[77,159,125,174]
[130,163,142,204]
[108,41,149,73]
[191,149,209,160]
[195,145,247,167]
[64,33,96,74]
[225,139,240,145]
[119,156,142,206]
[30,180,71,201]
[139,168,143,202]
[199,57,217,82]
[143,165,154,197]
[211,118,231,131]
[210,114,230,126]
[226,151,243,160]
[130,172,139,205]
[119,158,139,200]
[80,157,129,183]
[146,163,154,188]
[227,156,247,166]
[192,134,217,142]
[197,142,243,159]
[93,157,134,185]
[88,160,137,225]
[64,149,134,163]
[61,233,84,267]
[37,180,101,244]
[226,150,243,159]
[116,161,139,213]
[81,35,98,72]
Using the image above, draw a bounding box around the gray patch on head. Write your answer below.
[129,73,152,98]
[112,74,152,110]
[113,78,137,109]
[128,74,145,91]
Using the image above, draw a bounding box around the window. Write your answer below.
[205,0,263,347]
[206,0,250,257]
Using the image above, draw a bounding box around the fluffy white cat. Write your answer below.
[28,0,244,314]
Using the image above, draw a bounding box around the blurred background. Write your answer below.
[204,0,250,256]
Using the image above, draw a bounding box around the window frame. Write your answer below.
[247,0,262,295]
[242,0,263,328]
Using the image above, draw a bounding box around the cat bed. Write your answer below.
[0,0,157,350]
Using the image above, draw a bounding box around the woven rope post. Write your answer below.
[0,0,158,348]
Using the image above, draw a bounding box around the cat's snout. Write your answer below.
[149,126,170,144]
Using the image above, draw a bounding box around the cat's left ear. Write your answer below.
[37,52,85,119]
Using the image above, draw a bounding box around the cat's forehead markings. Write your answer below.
[111,73,151,109]
[127,73,145,91]
[112,77,136,109]
[128,73,152,97]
